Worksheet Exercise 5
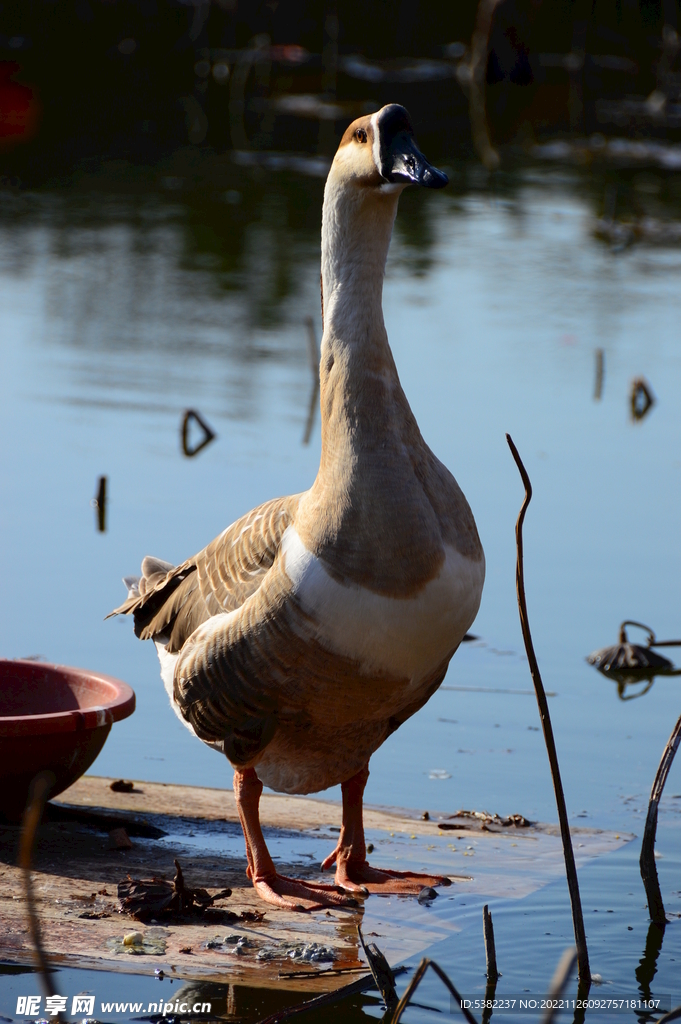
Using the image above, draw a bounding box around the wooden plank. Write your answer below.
[0,776,632,992]
[49,775,478,837]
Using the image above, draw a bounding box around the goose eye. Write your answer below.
[354,128,367,144]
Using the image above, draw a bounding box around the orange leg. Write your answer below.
[321,764,452,894]
[233,768,357,912]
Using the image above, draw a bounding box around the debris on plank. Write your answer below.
[118,859,231,921]
[107,929,167,956]
[261,942,338,964]
[110,780,135,793]
[109,827,133,849]
[205,932,340,964]
[233,909,266,923]
[438,810,532,832]
[418,887,439,905]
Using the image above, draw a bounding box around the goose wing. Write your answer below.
[110,495,300,653]
[111,495,316,766]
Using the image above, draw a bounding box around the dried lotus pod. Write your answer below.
[587,622,675,676]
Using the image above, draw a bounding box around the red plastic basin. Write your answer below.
[0,659,135,821]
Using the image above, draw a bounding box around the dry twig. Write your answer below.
[506,433,590,985]
[18,771,63,1017]
[640,713,681,926]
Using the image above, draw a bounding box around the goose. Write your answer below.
[111,104,485,912]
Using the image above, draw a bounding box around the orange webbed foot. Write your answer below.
[322,846,451,895]
[252,871,360,912]
[335,859,451,895]
[321,764,452,896]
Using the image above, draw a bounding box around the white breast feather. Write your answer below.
[154,639,195,733]
[281,525,484,686]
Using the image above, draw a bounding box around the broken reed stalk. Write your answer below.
[640,712,681,927]
[594,349,604,401]
[540,948,578,1024]
[357,924,398,1009]
[228,34,269,151]
[18,771,63,1017]
[391,959,479,1024]
[506,434,590,986]
[302,316,321,446]
[468,0,502,170]
[481,905,499,1024]
[482,905,499,982]
[304,316,319,377]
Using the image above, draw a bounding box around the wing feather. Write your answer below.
[109,495,300,655]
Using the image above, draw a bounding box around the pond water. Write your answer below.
[1,156,680,1019]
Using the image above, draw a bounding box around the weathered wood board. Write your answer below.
[0,776,631,992]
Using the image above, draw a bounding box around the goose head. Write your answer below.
[331,104,448,193]
[321,104,447,331]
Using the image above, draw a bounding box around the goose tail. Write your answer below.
[106,555,179,620]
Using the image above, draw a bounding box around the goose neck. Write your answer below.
[320,184,400,339]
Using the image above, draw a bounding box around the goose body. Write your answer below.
[113,105,484,909]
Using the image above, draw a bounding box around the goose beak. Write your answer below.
[384,132,448,189]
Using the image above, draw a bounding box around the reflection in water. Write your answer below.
[0,196,319,424]
[167,980,233,1020]
[0,165,465,437]
[610,675,658,702]
[1,154,681,383]
[156,979,300,1022]
[169,977,378,1022]
[635,921,665,1010]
